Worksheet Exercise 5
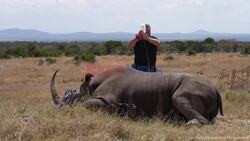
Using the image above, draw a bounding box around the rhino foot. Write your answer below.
[185,119,202,127]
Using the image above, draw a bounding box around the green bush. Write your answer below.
[82,54,96,63]
[89,45,106,56]
[7,47,28,57]
[0,40,250,59]
[65,45,81,56]
[163,54,174,61]
[37,48,62,57]
[204,37,215,44]
[240,47,250,55]
[73,54,96,64]
[104,41,123,54]
[0,48,10,59]
[45,58,57,65]
[187,47,197,56]
[0,54,12,59]
[174,41,186,53]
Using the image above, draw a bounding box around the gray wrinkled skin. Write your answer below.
[50,67,223,125]
[50,69,92,108]
[60,89,80,106]
[60,87,92,107]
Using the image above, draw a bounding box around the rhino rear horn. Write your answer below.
[50,69,61,107]
[84,73,94,82]
[79,73,94,97]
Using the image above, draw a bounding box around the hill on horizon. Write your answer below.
[1,28,250,42]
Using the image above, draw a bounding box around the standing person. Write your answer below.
[128,24,160,72]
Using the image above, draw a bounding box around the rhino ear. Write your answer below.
[84,73,94,82]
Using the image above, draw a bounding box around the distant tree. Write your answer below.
[104,41,123,54]
[65,44,81,56]
[187,46,197,55]
[241,47,250,55]
[232,44,239,52]
[204,37,215,44]
[57,44,66,51]
[2,40,250,59]
[6,46,28,57]
[170,40,186,53]
[186,41,199,55]
[73,53,96,64]
[27,43,37,57]
[117,45,133,55]
[0,47,11,59]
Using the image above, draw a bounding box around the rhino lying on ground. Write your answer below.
[50,67,223,125]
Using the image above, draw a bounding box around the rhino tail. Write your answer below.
[216,90,223,116]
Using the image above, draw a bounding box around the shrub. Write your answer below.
[65,45,81,56]
[7,47,28,57]
[199,44,215,53]
[104,41,123,54]
[187,47,197,56]
[1,40,250,58]
[163,54,174,61]
[0,48,11,59]
[89,45,106,56]
[45,58,57,65]
[38,58,57,65]
[240,47,250,55]
[38,48,62,57]
[73,54,96,64]
[204,37,215,44]
[0,54,12,59]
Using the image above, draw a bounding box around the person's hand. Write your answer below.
[135,34,141,40]
[141,32,149,41]
[135,31,143,40]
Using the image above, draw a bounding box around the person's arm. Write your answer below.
[147,37,161,47]
[141,32,160,47]
[128,37,139,48]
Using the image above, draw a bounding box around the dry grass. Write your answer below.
[1,53,250,141]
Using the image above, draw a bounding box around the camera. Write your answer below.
[140,24,146,33]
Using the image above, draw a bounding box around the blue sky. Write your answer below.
[0,0,249,33]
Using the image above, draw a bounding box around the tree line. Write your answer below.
[0,38,250,61]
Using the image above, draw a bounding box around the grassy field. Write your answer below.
[0,53,250,141]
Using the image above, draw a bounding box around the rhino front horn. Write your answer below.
[50,69,61,107]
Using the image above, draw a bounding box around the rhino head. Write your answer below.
[50,69,94,108]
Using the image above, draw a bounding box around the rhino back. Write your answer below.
[88,67,128,92]
[94,73,185,115]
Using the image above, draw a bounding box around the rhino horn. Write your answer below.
[79,73,94,96]
[50,69,61,107]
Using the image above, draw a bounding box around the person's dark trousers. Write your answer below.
[132,64,157,72]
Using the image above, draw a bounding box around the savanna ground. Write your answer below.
[0,53,250,141]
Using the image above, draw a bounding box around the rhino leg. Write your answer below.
[172,94,208,125]
[84,98,108,109]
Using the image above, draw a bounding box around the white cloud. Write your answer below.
[0,0,249,33]
[0,0,88,13]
